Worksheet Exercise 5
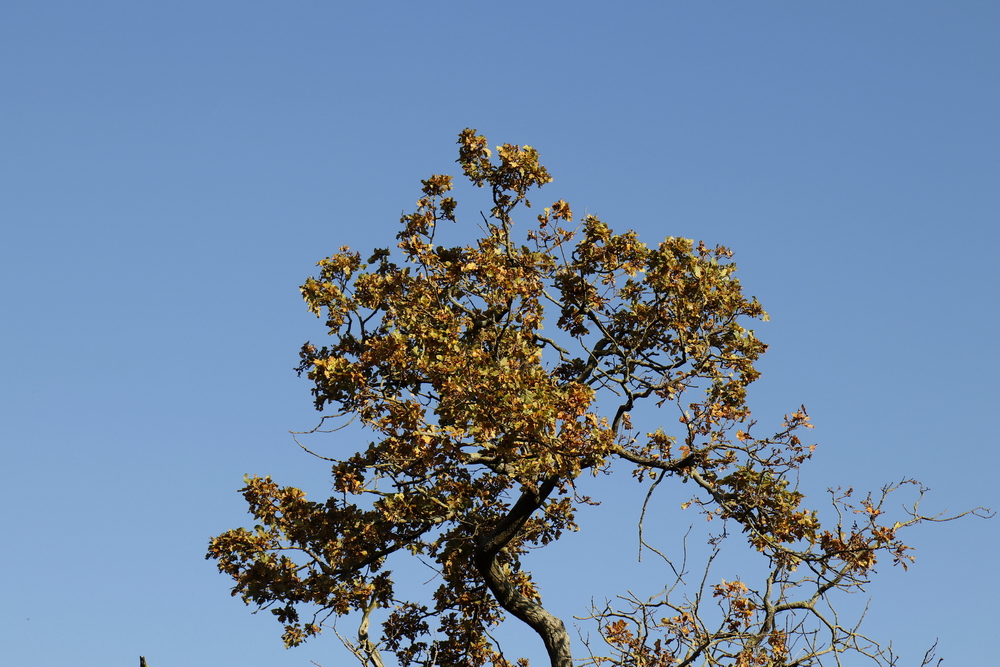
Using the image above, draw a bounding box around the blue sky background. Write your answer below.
[2,2,998,665]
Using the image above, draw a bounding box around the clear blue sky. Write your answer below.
[2,2,997,665]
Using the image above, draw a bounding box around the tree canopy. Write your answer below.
[207,129,984,667]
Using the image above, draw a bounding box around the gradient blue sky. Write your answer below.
[2,2,998,666]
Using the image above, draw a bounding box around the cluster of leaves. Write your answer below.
[207,130,982,667]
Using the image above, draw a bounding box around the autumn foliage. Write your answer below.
[207,130,982,667]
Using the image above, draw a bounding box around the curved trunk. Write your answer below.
[473,477,573,667]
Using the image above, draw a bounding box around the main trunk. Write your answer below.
[473,477,573,667]
[474,548,574,667]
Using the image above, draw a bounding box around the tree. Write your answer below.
[207,129,985,667]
